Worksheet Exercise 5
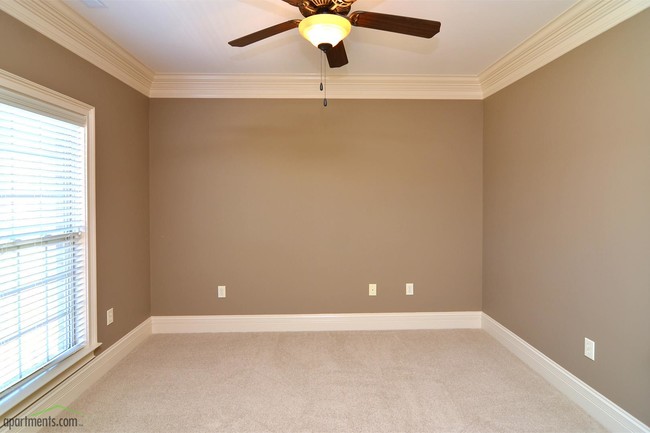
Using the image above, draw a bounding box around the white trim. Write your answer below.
[2,313,647,432]
[0,345,99,423]
[0,67,99,419]
[149,73,482,99]
[151,311,482,334]
[0,68,94,116]
[1,318,152,433]
[0,0,154,96]
[479,0,650,98]
[85,106,98,351]
[482,313,650,433]
[3,1,648,99]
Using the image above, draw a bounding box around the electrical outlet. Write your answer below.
[369,283,377,297]
[406,283,414,296]
[106,308,114,326]
[218,285,226,298]
[584,338,595,360]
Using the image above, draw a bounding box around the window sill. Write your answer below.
[0,342,102,419]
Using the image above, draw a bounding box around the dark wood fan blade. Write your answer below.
[326,41,349,68]
[281,0,302,6]
[228,20,301,47]
[349,11,441,38]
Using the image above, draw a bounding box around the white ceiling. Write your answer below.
[62,0,578,77]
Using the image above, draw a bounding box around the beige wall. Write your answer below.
[0,11,151,352]
[483,9,650,425]
[3,3,648,425]
[150,99,483,315]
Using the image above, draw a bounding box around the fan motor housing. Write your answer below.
[299,0,355,17]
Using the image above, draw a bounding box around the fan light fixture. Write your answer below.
[298,14,351,49]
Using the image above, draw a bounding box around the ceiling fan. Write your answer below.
[228,0,441,68]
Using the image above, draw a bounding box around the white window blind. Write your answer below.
[0,101,88,399]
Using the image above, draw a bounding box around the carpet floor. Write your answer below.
[42,330,607,433]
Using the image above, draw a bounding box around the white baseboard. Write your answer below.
[3,318,152,433]
[151,311,482,334]
[482,313,649,433]
[5,312,645,433]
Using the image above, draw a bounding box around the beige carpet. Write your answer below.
[42,330,607,433]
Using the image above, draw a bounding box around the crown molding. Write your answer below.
[2,0,648,99]
[479,0,650,98]
[0,0,154,96]
[149,73,483,99]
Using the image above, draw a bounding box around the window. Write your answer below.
[0,69,98,415]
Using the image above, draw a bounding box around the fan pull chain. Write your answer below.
[320,50,328,107]
[319,51,322,91]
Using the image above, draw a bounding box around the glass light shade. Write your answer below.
[298,14,351,48]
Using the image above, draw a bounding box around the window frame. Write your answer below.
[0,68,99,417]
